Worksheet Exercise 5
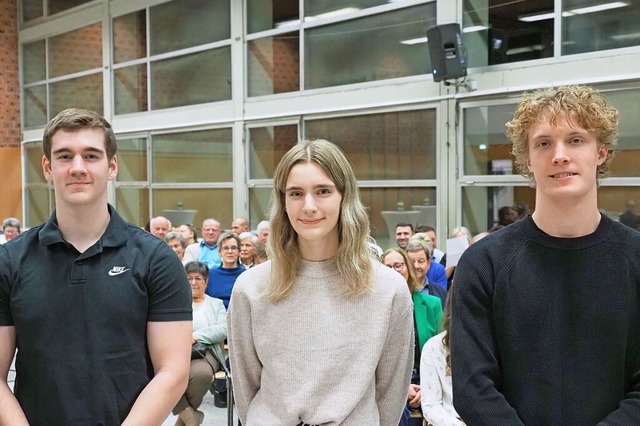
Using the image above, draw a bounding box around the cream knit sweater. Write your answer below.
[228,258,414,425]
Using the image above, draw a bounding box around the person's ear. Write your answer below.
[108,155,118,180]
[42,155,52,182]
[596,144,607,166]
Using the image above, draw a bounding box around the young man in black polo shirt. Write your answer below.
[451,86,640,424]
[0,108,193,425]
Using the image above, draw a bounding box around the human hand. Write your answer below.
[407,384,421,407]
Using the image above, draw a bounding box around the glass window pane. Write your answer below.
[149,0,230,55]
[304,0,391,18]
[49,23,102,78]
[463,90,640,179]
[152,188,233,231]
[463,0,553,67]
[23,85,47,129]
[113,11,146,64]
[606,90,640,178]
[114,64,148,114]
[50,73,103,117]
[116,187,149,227]
[248,32,299,97]
[24,144,46,184]
[305,5,435,89]
[48,0,92,16]
[152,128,233,183]
[22,0,43,22]
[249,124,298,179]
[304,109,437,180]
[23,40,46,84]
[601,187,640,231]
[247,0,299,33]
[360,187,437,250]
[463,104,515,176]
[117,138,147,182]
[562,1,640,55]
[248,187,272,229]
[151,48,231,110]
[26,187,53,227]
[462,186,640,235]
[461,185,535,236]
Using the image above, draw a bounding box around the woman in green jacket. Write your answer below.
[382,248,444,421]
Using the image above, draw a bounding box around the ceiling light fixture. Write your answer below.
[400,36,429,45]
[305,7,360,23]
[570,1,629,14]
[463,25,489,33]
[518,1,628,22]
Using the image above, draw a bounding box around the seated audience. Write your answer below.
[149,216,172,238]
[410,233,447,289]
[450,226,472,244]
[488,206,518,233]
[238,231,258,269]
[405,239,447,309]
[382,248,443,426]
[231,217,249,235]
[1,217,21,243]
[420,289,463,426]
[416,225,445,266]
[207,232,245,309]
[183,218,222,268]
[256,220,270,245]
[179,224,198,245]
[445,226,472,286]
[395,223,414,250]
[173,261,226,426]
[254,243,268,265]
[471,232,489,244]
[165,231,187,264]
[204,232,244,410]
[515,202,529,221]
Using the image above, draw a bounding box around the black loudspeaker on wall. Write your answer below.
[426,23,468,82]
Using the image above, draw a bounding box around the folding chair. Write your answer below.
[211,350,235,426]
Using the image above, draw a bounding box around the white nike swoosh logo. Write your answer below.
[108,268,130,276]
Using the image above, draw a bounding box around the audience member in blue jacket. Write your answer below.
[425,261,447,289]
[409,233,448,289]
[206,232,245,309]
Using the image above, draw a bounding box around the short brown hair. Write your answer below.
[43,108,117,160]
[506,85,618,183]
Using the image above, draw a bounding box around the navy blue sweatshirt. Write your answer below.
[451,214,640,425]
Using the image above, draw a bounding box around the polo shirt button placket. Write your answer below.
[71,260,87,286]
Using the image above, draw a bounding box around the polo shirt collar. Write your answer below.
[200,240,217,250]
[39,204,128,248]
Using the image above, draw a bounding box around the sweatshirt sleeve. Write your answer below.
[597,351,640,425]
[450,248,524,425]
[375,286,414,426]
[227,283,261,425]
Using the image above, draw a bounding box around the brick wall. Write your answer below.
[0,0,22,221]
[0,0,19,147]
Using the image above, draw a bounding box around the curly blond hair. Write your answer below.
[506,85,618,183]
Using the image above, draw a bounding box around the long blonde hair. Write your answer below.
[381,248,422,293]
[266,139,373,303]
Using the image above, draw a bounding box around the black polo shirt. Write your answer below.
[0,204,192,425]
